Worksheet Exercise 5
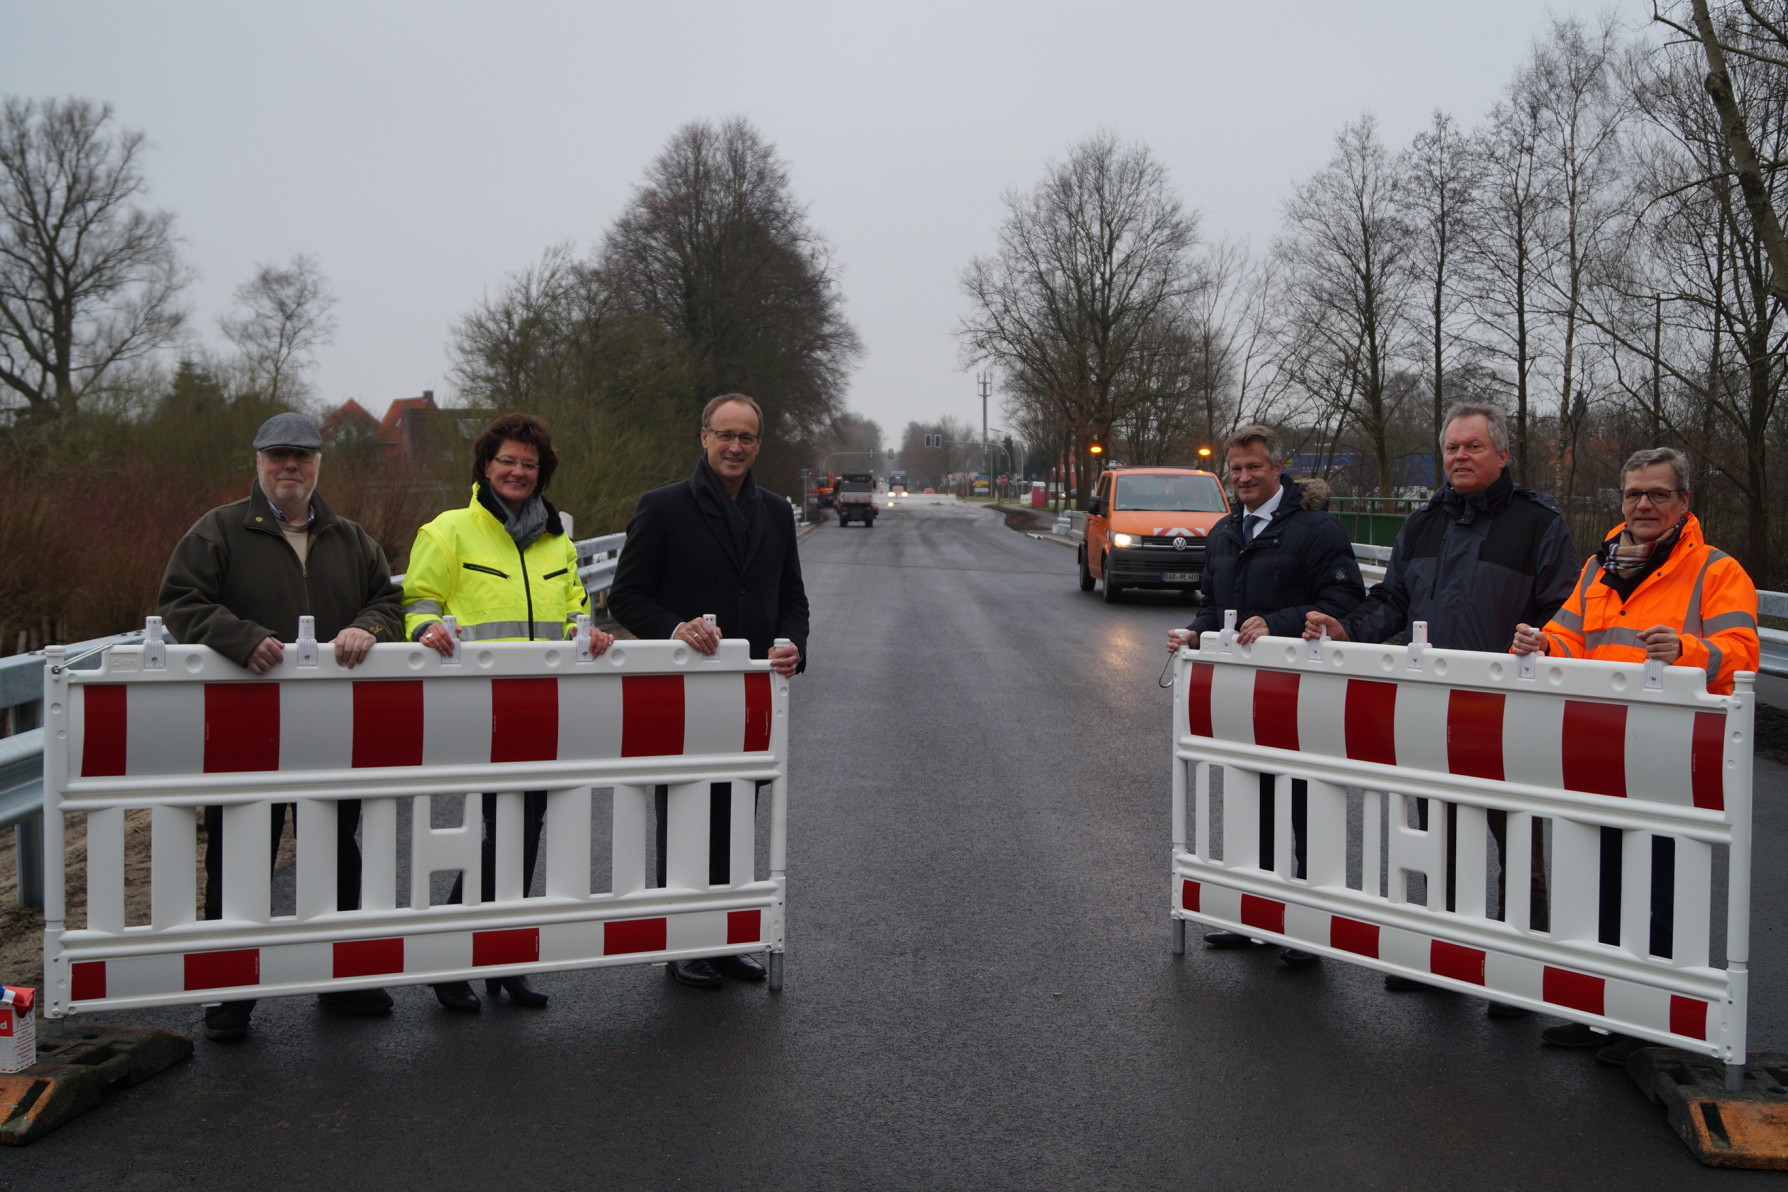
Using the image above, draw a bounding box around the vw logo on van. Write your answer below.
[1172,536,1187,551]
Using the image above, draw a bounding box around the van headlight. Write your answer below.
[1110,532,1139,549]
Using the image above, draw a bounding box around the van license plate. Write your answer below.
[1161,572,1199,582]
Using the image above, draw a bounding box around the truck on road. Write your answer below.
[836,473,878,527]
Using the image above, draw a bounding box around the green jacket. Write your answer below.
[402,487,588,642]
[158,484,402,667]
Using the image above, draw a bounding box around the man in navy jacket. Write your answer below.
[610,393,809,989]
[1168,424,1364,965]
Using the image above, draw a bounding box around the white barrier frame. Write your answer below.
[42,634,789,1019]
[1170,631,1754,1089]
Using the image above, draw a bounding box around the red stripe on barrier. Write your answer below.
[622,675,684,757]
[1430,940,1485,985]
[352,681,423,768]
[203,684,281,773]
[1691,711,1725,811]
[81,685,128,777]
[1446,691,1505,781]
[1239,894,1285,934]
[1252,672,1300,751]
[1562,701,1627,798]
[604,918,669,955]
[1329,916,1379,958]
[491,677,559,763]
[1541,966,1605,1015]
[1344,680,1397,765]
[472,928,539,966]
[1181,880,1200,913]
[333,938,405,979]
[743,672,773,752]
[1670,995,1709,1041]
[185,948,260,991]
[71,962,106,1002]
[1187,663,1214,738]
[727,909,762,944]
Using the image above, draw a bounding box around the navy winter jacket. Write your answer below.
[1187,476,1366,638]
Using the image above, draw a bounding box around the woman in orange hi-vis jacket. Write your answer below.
[1510,446,1759,1064]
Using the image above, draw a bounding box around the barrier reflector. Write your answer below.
[1181,880,1200,912]
[1344,680,1397,765]
[185,949,259,990]
[1252,672,1299,751]
[727,910,761,944]
[490,678,558,763]
[1330,916,1379,957]
[1562,700,1626,797]
[1446,690,1504,781]
[333,938,405,979]
[204,684,280,773]
[1430,941,1485,985]
[1543,966,1604,1015]
[605,918,668,955]
[744,673,773,752]
[353,681,423,768]
[1239,894,1284,934]
[71,963,106,1002]
[473,928,539,967]
[1691,712,1725,811]
[622,674,684,757]
[1672,996,1710,1041]
[81,685,128,777]
[1187,664,1214,738]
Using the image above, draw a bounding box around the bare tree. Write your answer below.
[1275,114,1415,494]
[450,242,595,410]
[219,253,337,406]
[599,117,862,469]
[0,97,188,417]
[1399,110,1483,445]
[958,131,1201,508]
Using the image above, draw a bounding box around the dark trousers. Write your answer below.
[447,791,547,903]
[1412,801,1551,930]
[202,800,363,921]
[1257,773,1308,880]
[654,782,761,886]
[1597,827,1675,957]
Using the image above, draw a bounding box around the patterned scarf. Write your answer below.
[1599,515,1685,579]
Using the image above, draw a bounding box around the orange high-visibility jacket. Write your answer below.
[1538,513,1759,695]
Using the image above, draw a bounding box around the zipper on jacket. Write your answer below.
[462,562,511,579]
[515,540,536,638]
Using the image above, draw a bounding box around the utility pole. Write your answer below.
[978,371,991,498]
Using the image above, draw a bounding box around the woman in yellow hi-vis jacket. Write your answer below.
[404,412,614,1013]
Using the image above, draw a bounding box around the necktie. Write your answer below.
[1245,514,1261,542]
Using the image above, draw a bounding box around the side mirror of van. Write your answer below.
[1087,496,1105,516]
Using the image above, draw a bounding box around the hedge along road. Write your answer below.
[8,499,1785,1190]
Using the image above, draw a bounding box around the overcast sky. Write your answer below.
[6,1,1652,439]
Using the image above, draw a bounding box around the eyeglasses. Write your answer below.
[705,428,761,447]
[1621,488,1683,505]
[492,456,540,472]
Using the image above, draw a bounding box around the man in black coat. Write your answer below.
[610,393,809,988]
[1167,424,1365,966]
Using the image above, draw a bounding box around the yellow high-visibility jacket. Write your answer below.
[402,487,588,642]
[1537,514,1758,695]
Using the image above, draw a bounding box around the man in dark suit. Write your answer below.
[610,393,809,987]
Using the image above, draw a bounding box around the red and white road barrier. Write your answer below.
[42,629,789,1018]
[1170,628,1754,1082]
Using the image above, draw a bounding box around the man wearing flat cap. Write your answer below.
[158,412,403,1040]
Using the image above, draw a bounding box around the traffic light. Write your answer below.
[923,433,942,448]
[887,447,895,459]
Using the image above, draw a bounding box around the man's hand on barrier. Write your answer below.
[1236,616,1270,645]
[674,617,721,655]
[587,625,615,657]
[332,627,377,668]
[1303,611,1348,642]
[246,636,284,675]
[1638,624,1683,663]
[1510,623,1549,655]
[768,641,800,676]
[419,621,460,657]
[1166,628,1194,654]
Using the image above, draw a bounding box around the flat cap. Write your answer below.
[253,412,323,452]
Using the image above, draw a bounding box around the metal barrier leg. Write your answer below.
[1727,1062,1745,1093]
[768,952,784,991]
[1172,917,1186,955]
[17,814,42,910]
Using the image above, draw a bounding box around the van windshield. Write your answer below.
[1113,474,1226,513]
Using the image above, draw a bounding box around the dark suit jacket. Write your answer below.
[609,459,810,671]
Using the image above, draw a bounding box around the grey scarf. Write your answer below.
[497,493,552,548]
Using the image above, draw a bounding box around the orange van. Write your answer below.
[1079,466,1230,602]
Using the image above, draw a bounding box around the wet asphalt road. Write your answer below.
[8,500,1788,1190]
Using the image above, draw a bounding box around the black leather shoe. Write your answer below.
[712,953,767,981]
[1203,931,1258,949]
[486,976,549,1007]
[666,959,723,988]
[433,981,482,1012]
[318,987,394,1016]
[203,1000,254,1041]
[1278,948,1319,968]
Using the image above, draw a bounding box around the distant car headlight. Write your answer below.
[1110,532,1139,549]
